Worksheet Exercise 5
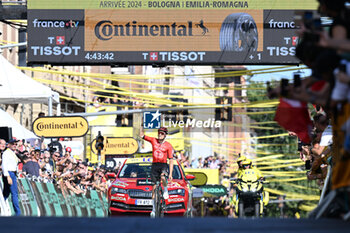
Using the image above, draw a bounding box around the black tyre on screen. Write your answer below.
[220,13,258,52]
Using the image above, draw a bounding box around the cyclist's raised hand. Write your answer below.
[139,124,144,138]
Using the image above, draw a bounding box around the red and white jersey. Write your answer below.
[143,135,173,163]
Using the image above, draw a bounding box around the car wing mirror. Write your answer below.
[185,174,195,181]
[107,173,116,179]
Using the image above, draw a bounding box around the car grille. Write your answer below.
[111,201,185,212]
[111,201,153,211]
[128,189,152,199]
[166,203,185,211]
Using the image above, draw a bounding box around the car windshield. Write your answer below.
[118,163,182,179]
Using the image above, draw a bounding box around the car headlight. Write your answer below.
[111,187,128,195]
[251,188,256,192]
[242,188,248,192]
[168,189,185,196]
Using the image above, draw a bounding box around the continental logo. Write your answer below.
[36,122,84,131]
[91,137,138,155]
[94,20,209,40]
[107,141,137,149]
[32,116,89,138]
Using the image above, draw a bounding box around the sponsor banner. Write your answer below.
[168,197,185,203]
[111,196,127,202]
[44,182,65,217]
[32,116,89,138]
[17,178,31,215]
[28,9,85,65]
[85,9,264,52]
[74,193,90,217]
[185,168,219,185]
[28,7,314,65]
[18,179,40,216]
[201,184,228,197]
[1,178,108,217]
[88,190,106,217]
[28,0,318,10]
[98,191,110,216]
[92,137,138,155]
[65,190,83,217]
[87,125,133,164]
[53,185,74,217]
[30,181,53,216]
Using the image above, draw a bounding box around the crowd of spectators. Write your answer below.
[0,138,114,195]
[297,113,332,190]
[174,151,230,179]
[268,0,350,218]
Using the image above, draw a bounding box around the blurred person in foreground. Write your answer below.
[0,139,6,166]
[1,139,21,215]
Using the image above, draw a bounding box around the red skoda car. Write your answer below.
[108,157,194,216]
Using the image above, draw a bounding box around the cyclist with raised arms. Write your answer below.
[140,127,174,217]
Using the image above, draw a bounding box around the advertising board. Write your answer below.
[27,0,317,65]
[32,116,89,138]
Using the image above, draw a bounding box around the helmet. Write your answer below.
[158,127,168,135]
[237,155,246,163]
[242,159,252,166]
[65,147,72,153]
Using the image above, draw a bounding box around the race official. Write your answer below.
[2,139,21,216]
[239,159,263,180]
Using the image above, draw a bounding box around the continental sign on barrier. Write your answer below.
[32,116,89,138]
[28,0,317,65]
[92,137,138,155]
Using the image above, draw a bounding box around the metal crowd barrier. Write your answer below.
[0,177,109,217]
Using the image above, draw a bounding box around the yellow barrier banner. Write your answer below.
[184,168,220,185]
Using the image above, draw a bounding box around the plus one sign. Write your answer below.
[56,36,65,45]
[150,52,158,61]
[249,54,254,60]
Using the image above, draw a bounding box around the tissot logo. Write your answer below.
[150,52,158,61]
[94,20,209,40]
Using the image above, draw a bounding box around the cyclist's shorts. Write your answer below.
[151,163,168,183]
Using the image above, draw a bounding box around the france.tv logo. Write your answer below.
[143,110,161,129]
